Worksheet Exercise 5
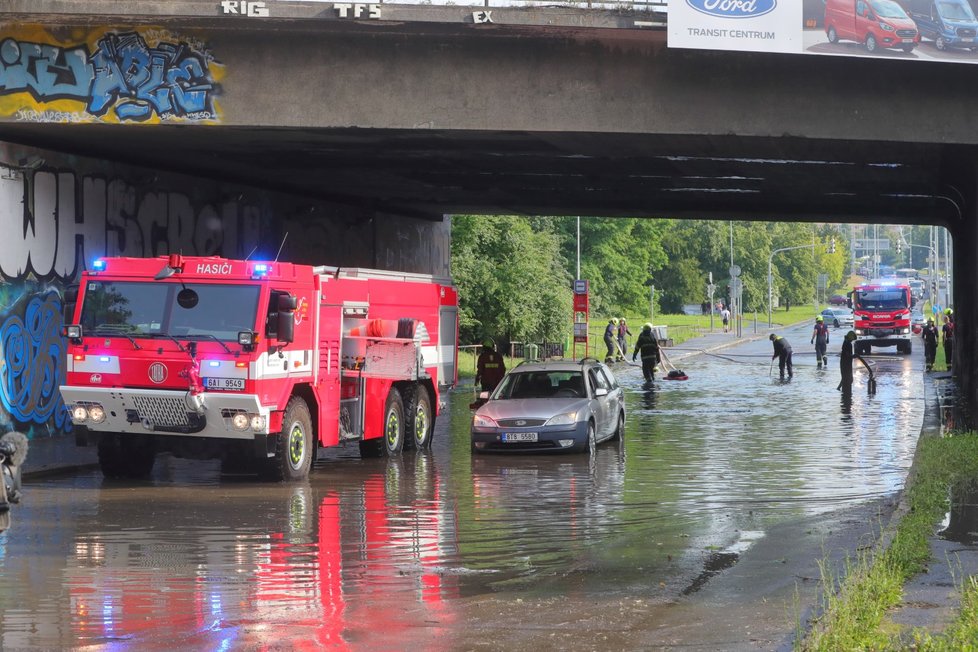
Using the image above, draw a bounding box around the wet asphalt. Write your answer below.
[0,321,926,650]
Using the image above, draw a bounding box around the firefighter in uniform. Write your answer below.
[770,333,793,380]
[811,315,830,369]
[922,318,939,371]
[604,318,618,363]
[942,308,954,369]
[838,330,856,393]
[632,323,661,382]
[475,339,506,392]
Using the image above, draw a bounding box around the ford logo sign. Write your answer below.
[516,420,526,426]
[686,0,777,19]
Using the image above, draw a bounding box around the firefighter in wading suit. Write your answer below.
[942,308,954,369]
[922,318,939,372]
[632,323,661,382]
[770,333,793,380]
[838,330,856,393]
[811,315,830,369]
[604,318,618,363]
[475,340,506,393]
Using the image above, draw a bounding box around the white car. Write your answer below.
[821,307,854,329]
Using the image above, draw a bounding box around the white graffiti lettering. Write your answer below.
[334,4,381,19]
[0,170,261,282]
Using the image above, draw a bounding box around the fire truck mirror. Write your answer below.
[278,294,298,312]
[276,311,295,344]
[63,284,79,323]
[177,288,199,309]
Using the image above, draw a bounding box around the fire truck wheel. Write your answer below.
[97,433,155,479]
[269,397,314,481]
[405,385,433,450]
[382,389,406,455]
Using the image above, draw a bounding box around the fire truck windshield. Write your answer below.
[853,289,909,311]
[80,281,260,341]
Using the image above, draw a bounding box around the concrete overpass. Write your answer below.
[1,1,978,432]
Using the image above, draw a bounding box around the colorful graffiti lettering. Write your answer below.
[0,291,67,433]
[0,29,222,123]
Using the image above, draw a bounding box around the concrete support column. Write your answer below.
[946,151,978,428]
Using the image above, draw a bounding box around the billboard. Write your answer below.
[669,0,978,63]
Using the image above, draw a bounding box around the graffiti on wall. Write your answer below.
[0,26,224,124]
[0,167,264,436]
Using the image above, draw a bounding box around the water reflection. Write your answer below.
[0,340,927,648]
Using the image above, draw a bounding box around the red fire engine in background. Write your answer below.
[59,255,458,481]
[849,280,914,356]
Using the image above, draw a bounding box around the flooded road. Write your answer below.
[0,323,925,650]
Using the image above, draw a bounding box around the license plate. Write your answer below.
[204,377,245,391]
[964,37,975,42]
[902,39,914,43]
[502,432,538,442]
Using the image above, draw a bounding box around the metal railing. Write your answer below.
[371,0,667,9]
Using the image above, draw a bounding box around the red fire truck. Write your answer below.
[59,254,458,481]
[849,280,914,355]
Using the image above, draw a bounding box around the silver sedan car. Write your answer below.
[471,359,625,454]
[821,307,854,329]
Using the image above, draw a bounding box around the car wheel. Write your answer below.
[901,44,914,53]
[610,411,624,442]
[827,26,838,43]
[585,421,597,456]
[865,34,878,52]
[834,319,840,328]
[936,36,947,51]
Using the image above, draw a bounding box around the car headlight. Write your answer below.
[472,414,497,428]
[232,413,250,431]
[545,412,578,427]
[88,405,106,424]
[72,405,88,422]
[879,22,894,31]
[250,414,266,431]
[855,329,864,335]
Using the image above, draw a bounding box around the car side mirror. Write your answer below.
[595,388,608,397]
[277,311,295,344]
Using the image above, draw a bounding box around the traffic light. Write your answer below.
[895,239,902,255]
[828,237,836,254]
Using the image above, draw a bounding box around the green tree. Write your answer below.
[451,215,572,345]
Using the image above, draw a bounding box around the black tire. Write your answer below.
[611,411,624,442]
[827,26,838,43]
[404,384,434,450]
[901,44,914,53]
[98,433,155,479]
[936,36,947,51]
[834,319,841,328]
[266,397,314,481]
[584,421,597,456]
[866,34,878,52]
[360,388,405,458]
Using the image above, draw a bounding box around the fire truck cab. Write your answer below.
[59,255,458,481]
[849,280,914,355]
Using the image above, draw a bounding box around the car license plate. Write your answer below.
[965,37,975,42]
[502,432,538,442]
[902,38,914,43]
[204,377,245,390]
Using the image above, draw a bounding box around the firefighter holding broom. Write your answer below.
[632,323,661,382]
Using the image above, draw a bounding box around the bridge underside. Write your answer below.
[0,123,958,225]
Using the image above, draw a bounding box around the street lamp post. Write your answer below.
[768,244,816,327]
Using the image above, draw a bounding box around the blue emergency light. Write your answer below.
[92,259,106,271]
[253,263,270,275]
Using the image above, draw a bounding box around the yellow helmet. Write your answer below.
[643,323,653,331]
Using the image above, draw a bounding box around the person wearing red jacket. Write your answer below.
[475,339,506,392]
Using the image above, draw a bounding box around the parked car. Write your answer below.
[911,309,926,334]
[471,359,625,454]
[903,0,978,50]
[825,0,920,52]
[821,307,854,328]
[829,294,849,306]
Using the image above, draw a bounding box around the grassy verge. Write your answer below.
[801,433,978,650]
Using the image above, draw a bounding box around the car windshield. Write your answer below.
[871,0,908,17]
[853,289,909,311]
[80,281,260,341]
[939,1,976,20]
[493,370,586,399]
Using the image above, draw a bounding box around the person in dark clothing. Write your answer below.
[921,318,939,372]
[769,333,793,380]
[942,308,954,369]
[604,318,618,363]
[811,315,830,369]
[475,339,506,392]
[838,330,856,393]
[616,318,631,362]
[632,323,661,382]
